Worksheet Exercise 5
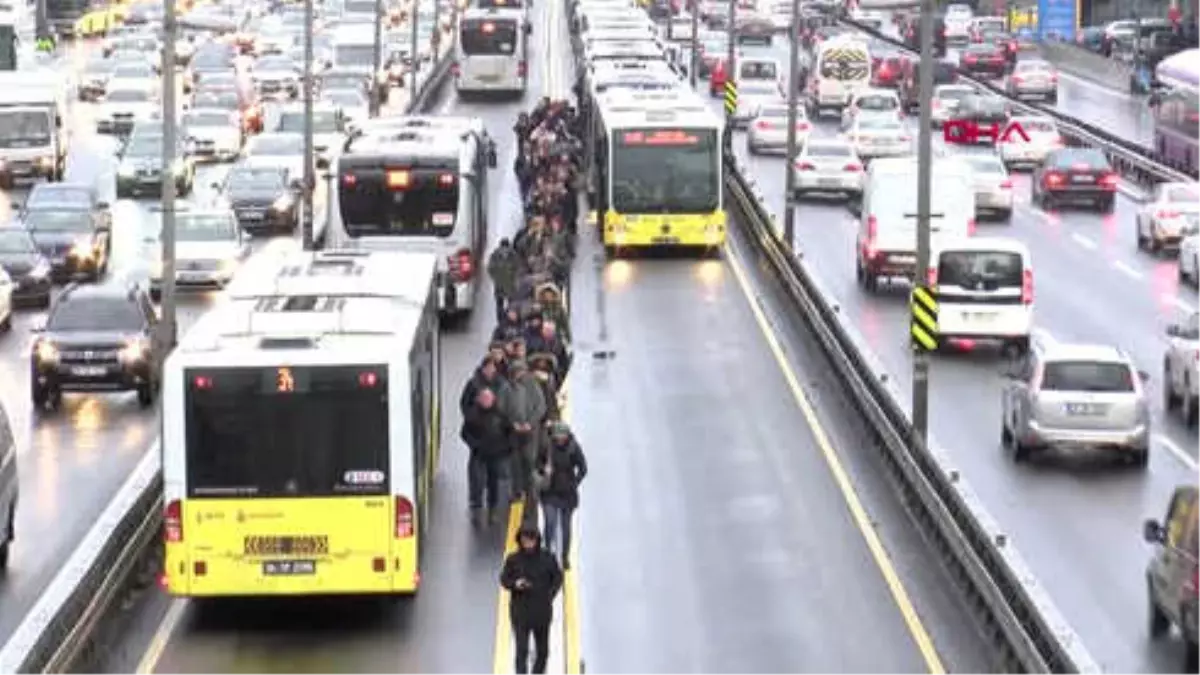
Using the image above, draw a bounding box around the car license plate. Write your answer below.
[262,560,316,576]
[178,272,209,282]
[1072,175,1095,183]
[890,255,916,264]
[477,74,498,82]
[1064,402,1105,416]
[70,366,107,377]
[964,311,996,322]
[817,178,841,187]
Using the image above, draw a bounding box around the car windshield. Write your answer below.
[195,92,238,109]
[1018,119,1057,133]
[48,297,144,332]
[758,106,791,118]
[227,168,285,190]
[124,135,164,157]
[23,210,92,232]
[857,94,897,110]
[806,143,852,157]
[1015,61,1050,74]
[0,229,35,253]
[0,110,51,146]
[192,50,234,69]
[178,214,238,241]
[858,117,901,130]
[965,157,1005,175]
[278,111,338,133]
[1041,361,1135,393]
[256,56,294,71]
[247,135,303,155]
[28,187,92,210]
[1052,149,1109,170]
[84,59,114,74]
[936,88,972,101]
[113,64,154,79]
[324,90,365,107]
[107,88,151,103]
[185,111,233,127]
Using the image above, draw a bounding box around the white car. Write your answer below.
[107,60,160,93]
[847,8,885,30]
[930,84,975,127]
[322,89,370,133]
[95,85,160,135]
[961,153,1013,222]
[943,3,974,43]
[1180,235,1200,286]
[732,80,783,128]
[998,115,1063,169]
[147,206,248,298]
[766,0,792,32]
[1163,311,1199,427]
[1006,59,1059,102]
[251,54,302,100]
[242,132,307,178]
[182,108,244,162]
[270,104,345,168]
[841,88,902,129]
[746,101,811,155]
[1136,182,1200,254]
[791,138,864,201]
[844,115,911,161]
[0,267,11,333]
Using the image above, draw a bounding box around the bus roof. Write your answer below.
[226,249,438,307]
[1156,48,1200,91]
[459,6,524,20]
[600,98,722,130]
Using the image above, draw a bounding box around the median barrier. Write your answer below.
[723,151,1102,674]
[0,44,456,674]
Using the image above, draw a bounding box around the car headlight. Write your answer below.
[172,159,186,175]
[118,166,135,178]
[28,260,50,279]
[70,240,93,259]
[35,341,59,363]
[272,195,293,211]
[118,338,150,362]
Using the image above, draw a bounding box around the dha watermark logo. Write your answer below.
[943,120,1030,145]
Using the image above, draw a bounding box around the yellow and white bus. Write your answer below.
[161,249,441,596]
[589,89,725,254]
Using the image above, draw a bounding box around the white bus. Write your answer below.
[326,116,498,317]
[162,249,442,597]
[455,7,527,97]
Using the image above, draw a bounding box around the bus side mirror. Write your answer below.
[487,141,498,168]
[525,20,532,34]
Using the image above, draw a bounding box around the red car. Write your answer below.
[709,58,730,97]
[871,54,908,88]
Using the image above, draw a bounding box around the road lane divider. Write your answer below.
[723,152,1101,674]
[0,47,455,674]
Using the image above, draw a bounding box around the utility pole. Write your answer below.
[911,0,936,443]
[302,0,315,250]
[159,0,179,352]
[409,0,420,104]
[723,0,737,150]
[689,4,699,87]
[781,0,800,250]
[371,0,384,116]
[33,0,46,43]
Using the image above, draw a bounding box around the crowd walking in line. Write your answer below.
[458,98,588,675]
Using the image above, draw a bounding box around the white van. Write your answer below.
[0,401,17,570]
[855,156,975,291]
[809,37,871,116]
[930,237,1033,354]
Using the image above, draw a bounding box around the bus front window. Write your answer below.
[610,128,720,214]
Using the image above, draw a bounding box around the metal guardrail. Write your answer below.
[0,51,454,675]
[840,17,1199,185]
[1034,40,1136,94]
[724,155,1101,673]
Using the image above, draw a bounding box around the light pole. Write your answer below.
[409,0,420,104]
[159,0,180,352]
[302,0,315,250]
[723,0,737,149]
[689,4,699,87]
[781,0,800,249]
[371,0,384,116]
[911,0,937,442]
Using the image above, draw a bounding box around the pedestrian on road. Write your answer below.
[500,525,563,674]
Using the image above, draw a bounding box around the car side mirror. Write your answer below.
[210,181,221,191]
[1138,370,1151,383]
[10,202,20,212]
[847,200,861,217]
[97,201,109,210]
[1143,518,1165,544]
[289,178,305,192]
[1166,323,1181,337]
[316,156,330,170]
[487,141,498,168]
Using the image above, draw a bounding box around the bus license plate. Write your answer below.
[652,236,680,244]
[263,560,316,575]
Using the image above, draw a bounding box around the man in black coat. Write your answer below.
[537,421,587,568]
[500,526,563,674]
[461,387,512,524]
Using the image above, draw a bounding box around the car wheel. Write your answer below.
[1099,196,1116,214]
[996,209,1012,223]
[1147,584,1171,637]
[1131,448,1149,468]
[746,142,758,155]
[1137,220,1149,250]
[1183,385,1198,428]
[1000,419,1013,447]
[1165,364,1180,410]
[1011,436,1030,462]
[0,311,10,333]
[137,381,156,408]
[0,504,12,572]
[33,386,60,413]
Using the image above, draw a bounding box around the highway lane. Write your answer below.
[102,28,538,675]
[704,41,1200,671]
[0,31,442,654]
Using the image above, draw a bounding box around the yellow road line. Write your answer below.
[135,598,187,674]
[561,394,582,674]
[493,501,526,674]
[724,245,946,675]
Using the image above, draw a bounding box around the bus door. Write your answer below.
[458,17,525,90]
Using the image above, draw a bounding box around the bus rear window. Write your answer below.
[185,366,390,499]
[461,20,518,55]
[338,168,460,237]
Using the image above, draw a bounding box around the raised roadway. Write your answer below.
[0,23,445,659]
[712,19,1198,673]
[94,1,1003,673]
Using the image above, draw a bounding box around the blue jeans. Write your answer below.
[541,502,574,562]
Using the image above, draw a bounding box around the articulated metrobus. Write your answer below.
[161,249,442,596]
[588,90,725,253]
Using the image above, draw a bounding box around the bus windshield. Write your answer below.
[611,128,720,214]
[461,19,519,55]
[339,166,460,237]
[1153,86,1199,171]
[185,366,390,499]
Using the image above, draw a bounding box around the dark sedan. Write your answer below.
[959,42,1007,77]
[216,165,301,235]
[0,228,52,308]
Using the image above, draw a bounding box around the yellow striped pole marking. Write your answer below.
[910,285,939,352]
[723,80,737,116]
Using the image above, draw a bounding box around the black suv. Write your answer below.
[216,164,301,235]
[30,282,164,412]
[18,183,112,281]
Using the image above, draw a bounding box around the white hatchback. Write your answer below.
[791,138,865,200]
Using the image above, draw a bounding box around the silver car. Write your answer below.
[844,115,911,161]
[1180,235,1200,287]
[1006,59,1058,102]
[930,84,974,128]
[182,108,244,162]
[1163,311,1199,427]
[998,115,1063,169]
[961,153,1013,221]
[746,102,811,155]
[1001,341,1151,467]
[732,81,782,128]
[1136,182,1200,254]
[791,138,864,200]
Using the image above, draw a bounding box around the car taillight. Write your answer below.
[1044,171,1065,187]
[1021,269,1033,304]
[926,266,937,286]
[1010,75,1023,83]
[967,218,977,235]
[900,134,912,142]
[449,248,473,281]
[395,496,414,538]
[796,122,810,131]
[165,499,183,543]
[863,214,878,257]
[795,161,816,171]
[1000,179,1013,189]
[1100,173,1118,190]
[451,61,460,76]
[755,120,771,130]
[517,60,527,77]
[844,162,862,172]
[964,55,977,63]
[1157,209,1181,219]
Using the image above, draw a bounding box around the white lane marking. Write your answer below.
[1157,435,1198,471]
[1070,232,1098,250]
[1113,259,1143,280]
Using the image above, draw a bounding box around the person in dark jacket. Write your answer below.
[536,422,587,569]
[500,525,562,674]
[462,387,511,523]
[460,357,508,418]
[488,239,521,323]
[527,322,571,382]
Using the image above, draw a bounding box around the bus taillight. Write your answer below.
[449,248,474,281]
[518,60,527,77]
[165,499,184,543]
[395,497,415,538]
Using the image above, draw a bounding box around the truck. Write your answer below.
[0,71,67,187]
